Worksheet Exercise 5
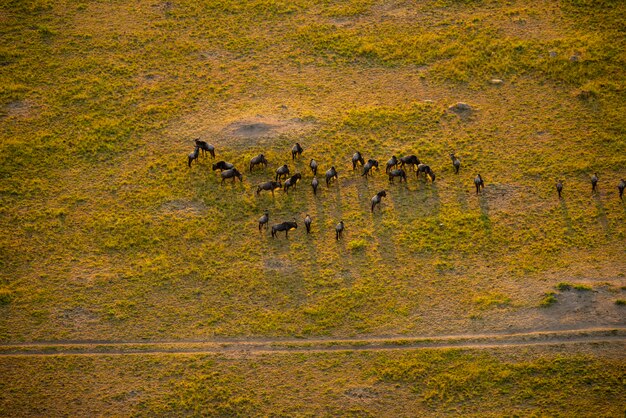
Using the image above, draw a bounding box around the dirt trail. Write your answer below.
[0,327,623,357]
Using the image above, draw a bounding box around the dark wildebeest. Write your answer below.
[474,174,485,194]
[256,181,282,197]
[309,159,318,176]
[258,210,269,232]
[221,168,242,183]
[249,154,268,172]
[591,173,599,194]
[326,166,338,187]
[556,180,563,199]
[388,168,407,183]
[271,219,298,238]
[194,139,215,158]
[335,220,344,240]
[385,156,399,173]
[400,155,420,171]
[304,214,312,233]
[362,159,379,177]
[371,190,387,213]
[352,152,365,171]
[618,179,625,200]
[312,177,319,195]
[291,143,303,160]
[188,146,200,168]
[284,173,302,194]
[450,153,461,174]
[275,164,290,182]
[416,164,435,182]
[213,161,234,172]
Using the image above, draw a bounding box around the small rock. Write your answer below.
[448,102,473,114]
[569,54,580,62]
[549,51,557,58]
[279,104,288,109]
[490,79,503,85]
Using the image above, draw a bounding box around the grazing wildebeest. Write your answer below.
[416,164,435,182]
[284,173,302,194]
[275,164,290,182]
[335,220,344,240]
[400,155,420,171]
[188,146,200,168]
[388,168,407,183]
[352,152,365,170]
[618,179,625,200]
[450,153,460,174]
[291,143,303,160]
[371,190,387,212]
[258,210,269,232]
[304,214,312,233]
[221,168,242,183]
[249,154,268,172]
[556,180,563,199]
[213,161,234,172]
[385,156,399,173]
[256,181,282,196]
[194,139,215,158]
[271,219,298,238]
[474,174,484,194]
[591,173,599,194]
[325,166,338,187]
[309,159,318,176]
[362,159,379,177]
[312,177,319,195]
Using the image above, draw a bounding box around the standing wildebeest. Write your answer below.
[450,153,461,174]
[271,219,298,238]
[416,164,435,182]
[188,146,200,168]
[591,173,599,194]
[256,181,282,196]
[326,166,338,187]
[258,210,269,232]
[212,161,234,172]
[309,159,318,176]
[400,155,420,171]
[304,214,312,233]
[335,220,344,240]
[371,190,387,213]
[312,177,319,195]
[388,168,407,183]
[474,174,485,194]
[291,143,303,160]
[275,164,290,182]
[221,168,242,183]
[249,154,268,172]
[385,156,399,173]
[352,152,365,171]
[618,179,625,200]
[194,139,215,158]
[362,159,379,177]
[556,180,563,199]
[284,173,302,194]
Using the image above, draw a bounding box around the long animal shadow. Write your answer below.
[559,198,575,236]
[593,193,610,235]
[478,193,492,235]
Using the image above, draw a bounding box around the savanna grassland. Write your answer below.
[0,0,625,415]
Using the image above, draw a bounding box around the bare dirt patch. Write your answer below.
[221,116,319,149]
[2,100,37,119]
[345,387,379,401]
[158,200,208,216]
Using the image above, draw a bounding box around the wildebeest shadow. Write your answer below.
[558,198,575,236]
[593,193,610,235]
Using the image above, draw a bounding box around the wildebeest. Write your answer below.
[258,210,269,232]
[362,159,379,177]
[271,219,298,238]
[400,155,420,171]
[388,168,406,183]
[291,143,303,160]
[416,164,435,182]
[385,156,399,173]
[256,181,282,196]
[213,161,234,172]
[352,152,365,170]
[591,173,599,194]
[249,154,268,172]
[371,190,387,212]
[326,166,338,187]
[312,177,319,195]
[450,153,461,174]
[304,214,312,233]
[221,168,242,183]
[618,179,625,200]
[309,159,318,176]
[275,164,290,182]
[188,146,200,168]
[284,173,302,194]
[474,174,484,194]
[556,180,563,199]
[194,139,215,158]
[335,220,344,240]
